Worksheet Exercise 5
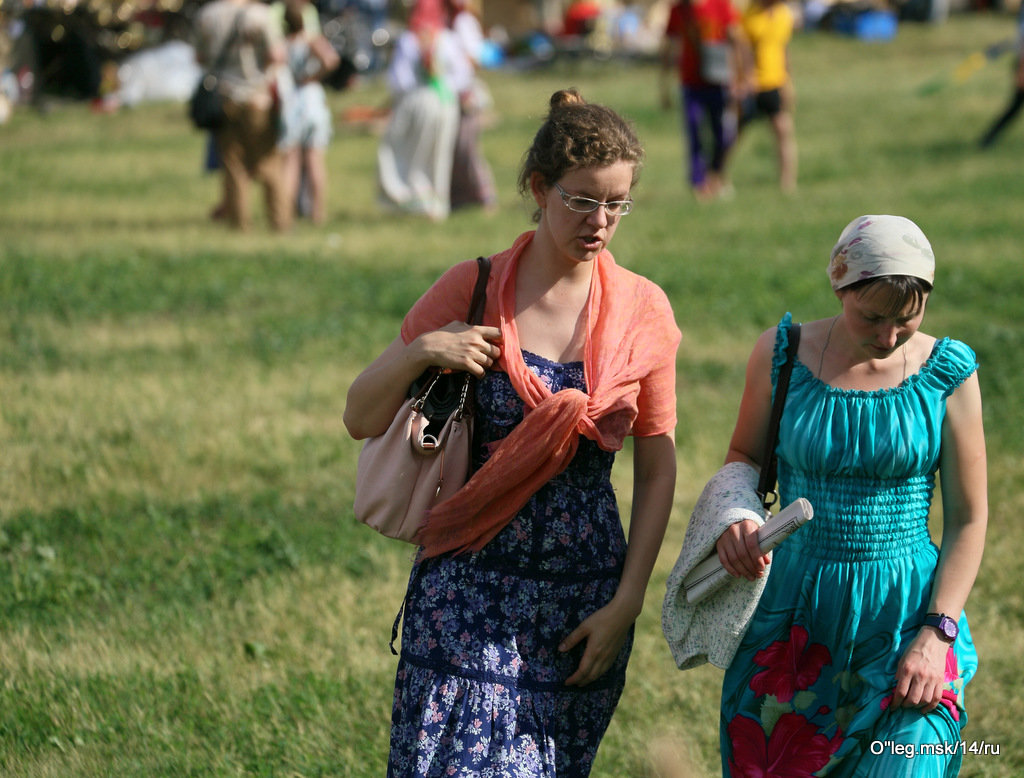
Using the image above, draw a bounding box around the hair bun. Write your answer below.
[550,88,585,110]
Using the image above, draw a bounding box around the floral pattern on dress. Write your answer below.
[727,711,843,778]
[750,625,832,703]
[388,352,629,777]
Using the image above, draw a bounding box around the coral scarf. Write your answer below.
[401,232,680,557]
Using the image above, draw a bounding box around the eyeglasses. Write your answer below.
[553,183,633,217]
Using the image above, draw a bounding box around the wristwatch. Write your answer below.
[923,612,958,642]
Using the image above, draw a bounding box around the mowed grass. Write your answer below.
[1,12,1022,776]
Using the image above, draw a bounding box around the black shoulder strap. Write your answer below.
[465,256,490,325]
[211,9,245,75]
[757,322,801,511]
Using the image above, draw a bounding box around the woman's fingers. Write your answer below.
[420,323,503,374]
[717,519,767,580]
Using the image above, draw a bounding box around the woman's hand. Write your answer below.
[410,322,502,378]
[556,433,675,687]
[892,629,950,713]
[560,598,635,687]
[716,518,770,581]
[344,323,501,439]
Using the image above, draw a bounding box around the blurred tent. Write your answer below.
[0,0,392,107]
[1,0,200,104]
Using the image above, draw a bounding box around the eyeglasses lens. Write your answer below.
[556,184,633,216]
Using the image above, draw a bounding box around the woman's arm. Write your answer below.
[724,327,775,469]
[302,34,341,84]
[562,432,677,686]
[387,32,421,95]
[717,328,776,579]
[893,371,988,711]
[343,323,502,440]
[728,22,754,101]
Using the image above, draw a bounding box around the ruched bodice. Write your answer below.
[784,471,934,561]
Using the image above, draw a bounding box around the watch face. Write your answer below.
[926,613,958,640]
[940,616,958,640]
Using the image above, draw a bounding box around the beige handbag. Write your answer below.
[354,373,474,541]
[352,257,490,542]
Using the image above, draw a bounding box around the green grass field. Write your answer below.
[1,11,1022,776]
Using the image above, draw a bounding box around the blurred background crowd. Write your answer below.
[2,0,1014,118]
[1,0,1020,227]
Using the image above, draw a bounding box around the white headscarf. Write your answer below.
[828,215,935,291]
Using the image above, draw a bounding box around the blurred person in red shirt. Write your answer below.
[660,0,747,201]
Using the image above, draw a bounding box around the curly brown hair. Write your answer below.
[517,88,644,222]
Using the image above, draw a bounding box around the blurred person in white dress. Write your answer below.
[377,0,465,220]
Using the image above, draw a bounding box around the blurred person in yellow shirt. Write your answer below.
[737,0,797,192]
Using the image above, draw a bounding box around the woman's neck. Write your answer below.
[512,238,594,363]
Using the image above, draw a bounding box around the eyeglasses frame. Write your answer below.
[553,183,633,217]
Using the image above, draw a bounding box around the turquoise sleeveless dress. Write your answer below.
[720,314,980,777]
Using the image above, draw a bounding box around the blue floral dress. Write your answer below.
[720,314,980,777]
[388,352,630,777]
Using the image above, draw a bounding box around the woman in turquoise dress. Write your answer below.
[715,215,988,776]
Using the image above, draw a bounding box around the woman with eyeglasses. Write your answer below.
[345,88,681,776]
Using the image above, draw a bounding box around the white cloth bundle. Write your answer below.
[662,461,769,670]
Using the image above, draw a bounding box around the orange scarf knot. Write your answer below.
[404,232,680,558]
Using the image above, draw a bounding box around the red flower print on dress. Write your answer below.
[750,625,832,703]
[943,645,958,683]
[727,712,843,777]
[942,645,961,721]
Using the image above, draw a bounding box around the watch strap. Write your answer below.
[923,612,957,641]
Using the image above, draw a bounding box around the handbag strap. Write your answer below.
[391,259,490,654]
[466,256,490,325]
[210,9,245,76]
[757,322,801,511]
[408,255,491,411]
[450,255,491,415]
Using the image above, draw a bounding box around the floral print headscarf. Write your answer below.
[828,214,935,291]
